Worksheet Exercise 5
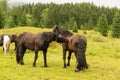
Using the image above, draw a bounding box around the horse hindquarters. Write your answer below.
[3,37,11,55]
[75,37,88,72]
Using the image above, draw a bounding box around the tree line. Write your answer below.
[0,0,120,38]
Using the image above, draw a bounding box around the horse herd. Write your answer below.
[0,26,88,72]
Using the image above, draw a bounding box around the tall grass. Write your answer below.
[0,27,120,80]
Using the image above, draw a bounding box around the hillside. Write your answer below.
[0,27,120,80]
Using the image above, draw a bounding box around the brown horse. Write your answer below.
[16,32,68,67]
[53,26,88,72]
[9,34,18,51]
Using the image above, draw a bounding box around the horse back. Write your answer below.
[65,35,87,52]
[17,32,37,50]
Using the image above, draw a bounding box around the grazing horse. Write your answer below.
[8,34,18,51]
[53,26,88,72]
[0,34,18,55]
[16,32,68,67]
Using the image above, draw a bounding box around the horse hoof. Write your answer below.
[67,64,70,66]
[33,65,36,67]
[74,69,80,72]
[21,63,24,65]
[64,66,67,68]
[44,65,48,67]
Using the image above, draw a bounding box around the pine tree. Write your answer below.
[97,13,108,36]
[87,17,94,30]
[13,15,19,27]
[7,16,16,28]
[72,21,78,33]
[0,9,5,29]
[112,12,120,38]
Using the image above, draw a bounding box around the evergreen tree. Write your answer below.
[1,0,8,27]
[20,13,27,26]
[72,21,78,33]
[67,17,75,30]
[26,13,32,26]
[87,17,94,30]
[0,9,5,29]
[13,15,19,27]
[7,16,16,28]
[40,8,49,28]
[112,12,120,38]
[97,13,108,36]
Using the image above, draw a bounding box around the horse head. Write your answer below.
[53,26,73,37]
[53,26,60,34]
[9,34,18,43]
[55,34,68,43]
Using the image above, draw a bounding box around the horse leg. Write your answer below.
[63,50,67,68]
[43,50,48,67]
[67,51,72,66]
[3,43,6,55]
[6,43,10,55]
[33,50,38,67]
[19,47,26,65]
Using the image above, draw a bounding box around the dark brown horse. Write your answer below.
[9,34,18,51]
[53,26,88,72]
[16,32,68,67]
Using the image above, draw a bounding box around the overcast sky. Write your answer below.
[10,0,120,8]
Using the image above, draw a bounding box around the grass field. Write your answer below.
[0,27,120,80]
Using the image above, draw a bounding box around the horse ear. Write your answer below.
[54,32,59,37]
[55,25,59,29]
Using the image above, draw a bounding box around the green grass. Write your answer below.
[0,27,120,80]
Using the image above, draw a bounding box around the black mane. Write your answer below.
[53,26,73,37]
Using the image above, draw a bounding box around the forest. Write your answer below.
[0,0,120,38]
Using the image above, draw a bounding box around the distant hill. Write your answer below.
[8,0,25,8]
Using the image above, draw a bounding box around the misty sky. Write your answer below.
[10,0,120,8]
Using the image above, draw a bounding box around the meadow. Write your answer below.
[0,27,120,80]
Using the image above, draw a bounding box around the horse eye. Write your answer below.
[58,34,62,37]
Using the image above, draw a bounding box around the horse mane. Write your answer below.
[55,26,73,37]
[61,28,73,36]
[41,32,55,43]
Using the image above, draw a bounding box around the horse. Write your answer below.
[8,34,18,51]
[0,34,18,55]
[53,26,88,72]
[16,32,68,67]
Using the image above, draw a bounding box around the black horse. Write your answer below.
[16,32,68,67]
[53,26,88,72]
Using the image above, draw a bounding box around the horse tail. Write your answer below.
[16,33,25,63]
[75,36,88,71]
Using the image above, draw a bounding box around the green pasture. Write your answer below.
[0,27,120,80]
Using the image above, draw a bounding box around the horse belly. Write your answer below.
[24,40,35,50]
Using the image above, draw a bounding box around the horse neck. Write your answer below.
[60,29,73,37]
[61,32,73,38]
